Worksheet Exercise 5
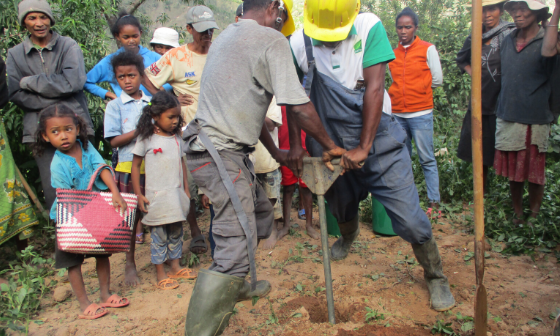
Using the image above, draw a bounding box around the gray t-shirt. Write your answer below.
[132,134,189,226]
[193,19,310,151]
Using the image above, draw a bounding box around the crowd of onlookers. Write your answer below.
[1,0,559,321]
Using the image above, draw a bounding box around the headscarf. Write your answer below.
[456,19,516,72]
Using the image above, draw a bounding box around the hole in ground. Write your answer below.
[278,297,365,324]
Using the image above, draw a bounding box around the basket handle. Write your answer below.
[87,164,115,191]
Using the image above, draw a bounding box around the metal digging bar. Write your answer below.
[300,157,344,325]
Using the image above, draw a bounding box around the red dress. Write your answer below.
[493,125,546,185]
[278,106,308,187]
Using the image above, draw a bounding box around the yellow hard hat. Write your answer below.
[303,0,360,42]
[281,0,296,37]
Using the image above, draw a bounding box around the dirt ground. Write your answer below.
[25,207,560,336]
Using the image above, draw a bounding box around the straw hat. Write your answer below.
[504,0,550,15]
[150,27,180,48]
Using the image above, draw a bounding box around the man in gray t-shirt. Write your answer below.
[183,0,344,334]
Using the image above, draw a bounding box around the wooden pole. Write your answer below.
[470,0,487,334]
[15,165,48,220]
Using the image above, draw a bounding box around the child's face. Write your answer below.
[42,116,79,152]
[115,65,142,97]
[115,25,141,52]
[153,106,181,134]
[152,44,173,56]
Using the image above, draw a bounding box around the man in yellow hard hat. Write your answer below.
[183,0,345,334]
[290,0,455,312]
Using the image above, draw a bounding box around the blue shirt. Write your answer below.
[104,91,151,163]
[84,46,172,98]
[49,141,109,220]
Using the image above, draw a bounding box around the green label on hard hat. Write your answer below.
[354,40,362,53]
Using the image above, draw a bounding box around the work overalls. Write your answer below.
[303,35,432,245]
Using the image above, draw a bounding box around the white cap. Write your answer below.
[150,27,180,48]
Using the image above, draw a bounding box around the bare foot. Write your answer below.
[124,262,140,287]
[262,228,279,250]
[305,223,320,240]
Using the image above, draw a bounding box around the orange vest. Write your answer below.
[388,37,434,113]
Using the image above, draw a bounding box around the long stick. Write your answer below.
[318,195,335,324]
[470,0,487,334]
[15,165,48,219]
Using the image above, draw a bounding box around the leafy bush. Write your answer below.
[0,246,57,334]
[358,0,560,255]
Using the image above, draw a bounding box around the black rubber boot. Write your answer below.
[330,216,359,261]
[237,280,271,302]
[412,237,456,311]
[185,269,244,336]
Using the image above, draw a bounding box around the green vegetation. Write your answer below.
[0,246,57,334]
[361,0,560,256]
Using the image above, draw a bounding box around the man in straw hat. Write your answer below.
[182,0,345,334]
[289,0,455,312]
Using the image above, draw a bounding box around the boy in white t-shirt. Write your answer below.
[254,99,283,250]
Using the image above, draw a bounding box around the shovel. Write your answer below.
[300,157,344,324]
[470,0,488,334]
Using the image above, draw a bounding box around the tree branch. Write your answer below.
[127,0,148,15]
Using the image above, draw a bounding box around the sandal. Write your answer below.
[298,209,314,220]
[135,233,144,244]
[189,234,207,254]
[100,294,129,308]
[78,303,108,320]
[156,278,179,290]
[426,208,442,219]
[167,268,197,279]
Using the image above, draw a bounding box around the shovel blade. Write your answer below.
[474,284,487,336]
[301,157,343,195]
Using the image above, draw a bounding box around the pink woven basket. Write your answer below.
[56,165,138,254]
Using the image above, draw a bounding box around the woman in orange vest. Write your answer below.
[388,7,443,216]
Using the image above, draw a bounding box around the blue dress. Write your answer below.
[49,141,109,220]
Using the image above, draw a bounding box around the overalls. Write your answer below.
[303,35,432,245]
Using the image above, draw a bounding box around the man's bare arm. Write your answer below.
[340,62,386,170]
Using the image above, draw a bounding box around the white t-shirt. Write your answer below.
[290,13,396,115]
[253,97,283,174]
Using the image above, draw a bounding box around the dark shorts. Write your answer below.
[54,242,111,269]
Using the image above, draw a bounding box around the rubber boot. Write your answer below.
[330,216,360,261]
[554,313,560,336]
[412,236,456,311]
[185,269,244,336]
[237,280,271,302]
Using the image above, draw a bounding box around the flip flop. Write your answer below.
[189,234,208,254]
[156,278,179,290]
[298,209,306,220]
[167,268,197,279]
[78,303,108,320]
[135,233,144,244]
[426,208,442,219]
[100,294,129,308]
